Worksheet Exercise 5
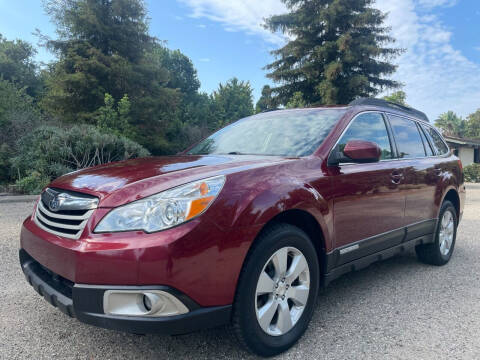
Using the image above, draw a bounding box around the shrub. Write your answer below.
[0,143,12,184]
[15,171,50,195]
[464,163,480,183]
[11,124,150,182]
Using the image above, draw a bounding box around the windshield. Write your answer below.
[187,108,346,157]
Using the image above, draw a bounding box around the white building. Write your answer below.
[444,136,480,166]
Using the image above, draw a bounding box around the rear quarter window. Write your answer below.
[422,125,449,155]
[418,125,434,156]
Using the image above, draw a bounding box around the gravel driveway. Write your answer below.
[1,185,479,359]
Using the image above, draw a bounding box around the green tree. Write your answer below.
[212,78,254,127]
[95,93,132,137]
[0,34,42,97]
[264,0,402,106]
[382,91,407,106]
[39,0,179,154]
[0,79,41,182]
[435,111,465,137]
[146,45,220,152]
[465,110,480,139]
[154,45,201,97]
[256,85,276,113]
[286,92,307,109]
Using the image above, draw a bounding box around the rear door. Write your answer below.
[387,115,438,239]
[329,112,405,264]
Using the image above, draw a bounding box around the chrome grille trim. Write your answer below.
[34,189,97,240]
[37,200,93,220]
[35,208,88,231]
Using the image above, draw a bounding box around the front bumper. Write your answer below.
[20,249,231,335]
[20,213,257,306]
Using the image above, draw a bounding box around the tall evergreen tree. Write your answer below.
[264,0,402,105]
[39,0,179,153]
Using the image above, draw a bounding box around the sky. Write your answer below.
[0,0,479,120]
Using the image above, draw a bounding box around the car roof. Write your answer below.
[348,98,429,123]
[261,98,429,123]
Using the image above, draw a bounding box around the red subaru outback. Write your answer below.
[20,98,465,356]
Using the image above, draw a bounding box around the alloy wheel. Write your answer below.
[439,209,455,256]
[254,247,310,336]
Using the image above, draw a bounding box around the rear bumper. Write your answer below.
[20,249,232,335]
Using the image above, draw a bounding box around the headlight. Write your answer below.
[95,175,225,233]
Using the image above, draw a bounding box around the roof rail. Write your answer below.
[349,98,429,122]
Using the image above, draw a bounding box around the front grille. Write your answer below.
[34,189,97,240]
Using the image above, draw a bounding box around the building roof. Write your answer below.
[444,135,480,147]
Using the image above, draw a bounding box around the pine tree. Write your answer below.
[265,0,402,106]
[39,0,179,154]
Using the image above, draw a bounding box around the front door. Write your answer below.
[328,112,405,264]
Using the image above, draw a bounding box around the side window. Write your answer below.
[418,124,434,156]
[338,112,393,160]
[422,125,449,155]
[389,115,426,158]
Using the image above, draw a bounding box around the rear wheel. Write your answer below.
[232,224,319,357]
[416,200,457,266]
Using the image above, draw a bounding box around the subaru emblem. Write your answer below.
[49,197,60,212]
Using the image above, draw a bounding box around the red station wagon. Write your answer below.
[20,98,465,356]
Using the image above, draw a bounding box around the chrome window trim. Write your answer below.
[328,110,452,167]
[383,111,451,156]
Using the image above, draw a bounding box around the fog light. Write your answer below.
[103,290,189,317]
[143,294,152,311]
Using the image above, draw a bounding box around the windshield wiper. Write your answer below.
[227,151,247,155]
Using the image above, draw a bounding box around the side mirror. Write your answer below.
[328,140,381,165]
[343,140,382,163]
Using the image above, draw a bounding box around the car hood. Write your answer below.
[48,155,294,207]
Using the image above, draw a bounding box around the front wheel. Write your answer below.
[232,224,319,357]
[416,200,458,266]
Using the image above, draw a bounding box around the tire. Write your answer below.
[232,223,319,357]
[416,200,458,266]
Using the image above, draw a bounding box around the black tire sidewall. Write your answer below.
[234,224,319,356]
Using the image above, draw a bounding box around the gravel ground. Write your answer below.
[1,185,479,359]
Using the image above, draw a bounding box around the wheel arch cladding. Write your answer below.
[442,189,460,218]
[247,209,326,277]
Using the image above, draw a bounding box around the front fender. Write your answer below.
[209,176,332,252]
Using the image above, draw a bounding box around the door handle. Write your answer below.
[390,171,404,184]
